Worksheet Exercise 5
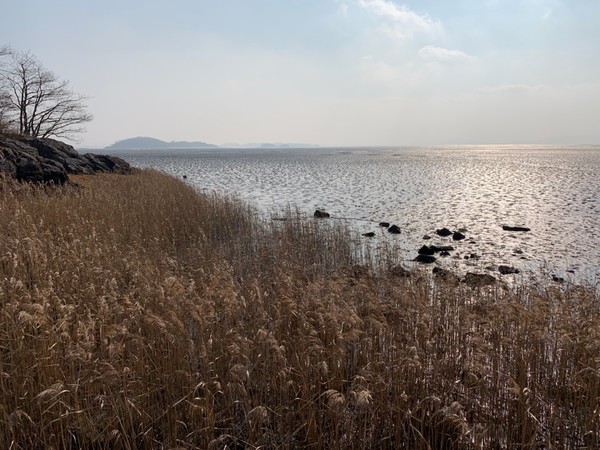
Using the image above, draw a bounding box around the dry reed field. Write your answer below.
[1,170,599,449]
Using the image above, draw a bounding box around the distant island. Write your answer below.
[105,137,218,150]
[105,137,320,150]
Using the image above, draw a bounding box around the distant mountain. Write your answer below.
[106,137,218,150]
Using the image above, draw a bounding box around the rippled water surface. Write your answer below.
[112,145,600,282]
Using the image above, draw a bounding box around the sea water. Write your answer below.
[108,145,600,284]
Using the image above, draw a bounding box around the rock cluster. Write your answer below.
[0,135,134,184]
[314,209,331,218]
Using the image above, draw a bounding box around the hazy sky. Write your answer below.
[3,0,600,147]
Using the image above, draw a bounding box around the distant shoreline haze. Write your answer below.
[105,136,319,150]
[105,137,218,150]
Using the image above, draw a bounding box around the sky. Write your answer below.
[2,0,600,147]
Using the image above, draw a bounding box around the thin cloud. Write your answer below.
[418,45,473,62]
[356,0,442,39]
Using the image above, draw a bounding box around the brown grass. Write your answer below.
[0,170,598,449]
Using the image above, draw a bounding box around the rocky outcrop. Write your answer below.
[0,135,134,184]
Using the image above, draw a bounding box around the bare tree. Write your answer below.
[0,47,92,139]
[0,46,12,133]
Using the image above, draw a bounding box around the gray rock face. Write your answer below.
[0,135,134,184]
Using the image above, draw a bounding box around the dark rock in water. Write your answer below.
[463,272,497,287]
[468,253,480,260]
[414,254,436,264]
[418,245,436,256]
[431,245,454,253]
[498,265,520,275]
[183,175,187,179]
[314,209,330,218]
[0,135,134,184]
[502,225,531,232]
[439,251,450,257]
[436,228,452,237]
[552,275,565,283]
[379,221,390,228]
[362,232,376,237]
[423,234,431,240]
[433,267,460,284]
[387,225,401,234]
[453,231,466,241]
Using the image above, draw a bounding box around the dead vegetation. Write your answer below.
[0,170,598,449]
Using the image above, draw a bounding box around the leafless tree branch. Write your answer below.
[0,46,92,139]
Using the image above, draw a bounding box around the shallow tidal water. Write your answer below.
[109,145,600,284]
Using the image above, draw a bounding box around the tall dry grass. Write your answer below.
[0,170,598,449]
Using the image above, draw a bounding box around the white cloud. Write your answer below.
[418,45,473,62]
[356,0,442,39]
